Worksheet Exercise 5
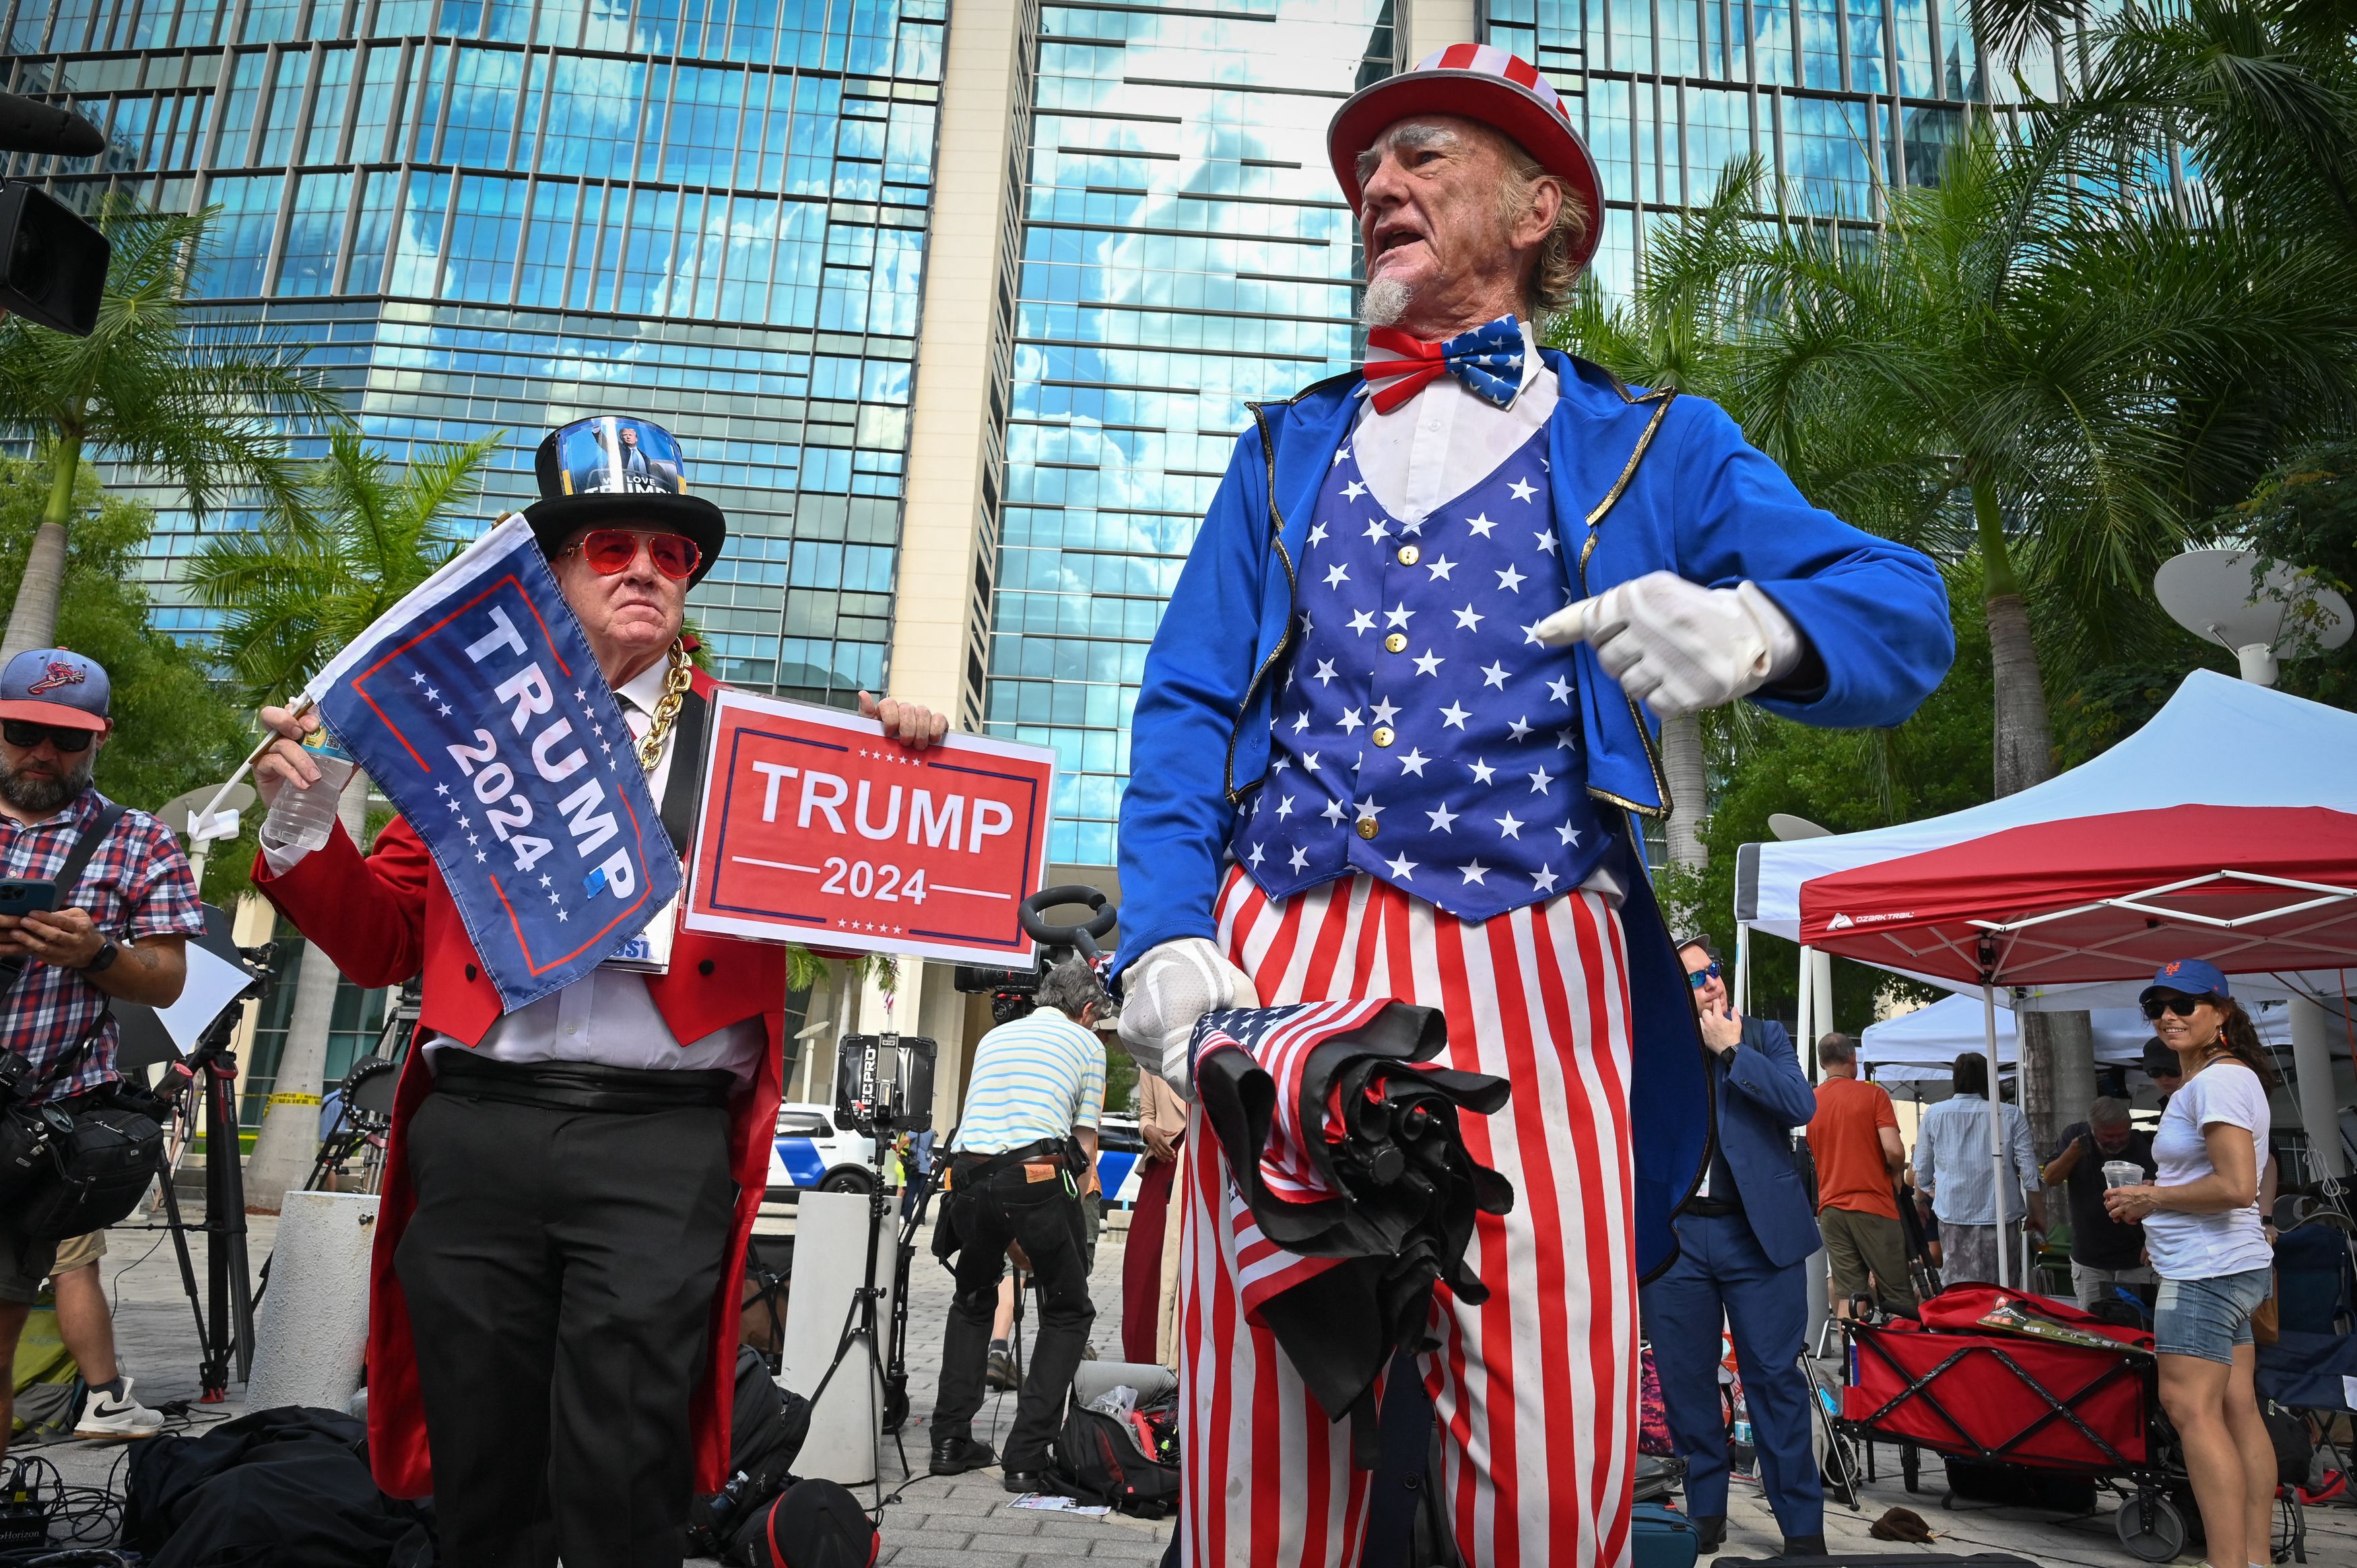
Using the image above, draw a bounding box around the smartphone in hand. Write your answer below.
[0,879,59,918]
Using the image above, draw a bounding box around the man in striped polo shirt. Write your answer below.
[927,959,1107,1492]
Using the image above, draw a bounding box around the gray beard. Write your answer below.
[1360,275,1414,329]
[0,750,94,816]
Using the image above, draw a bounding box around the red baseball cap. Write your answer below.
[1327,44,1605,277]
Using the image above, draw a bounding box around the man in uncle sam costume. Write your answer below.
[1115,46,1954,1567]
[248,415,947,1568]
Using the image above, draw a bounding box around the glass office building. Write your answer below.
[3,0,949,706]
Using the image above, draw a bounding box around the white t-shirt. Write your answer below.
[2144,1059,2273,1280]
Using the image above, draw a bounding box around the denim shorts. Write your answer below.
[2153,1268,2273,1363]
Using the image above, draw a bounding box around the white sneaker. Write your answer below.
[75,1376,164,1440]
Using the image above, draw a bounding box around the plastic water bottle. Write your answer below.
[261,735,357,852]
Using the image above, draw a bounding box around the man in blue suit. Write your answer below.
[1644,938,1824,1557]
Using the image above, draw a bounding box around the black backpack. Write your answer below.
[1050,1398,1180,1520]
[689,1346,815,1555]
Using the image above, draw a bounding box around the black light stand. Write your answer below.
[882,1149,946,1432]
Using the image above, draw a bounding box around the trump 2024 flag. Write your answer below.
[304,512,682,1012]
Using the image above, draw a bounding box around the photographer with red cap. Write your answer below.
[251,415,945,1568]
[0,646,205,1461]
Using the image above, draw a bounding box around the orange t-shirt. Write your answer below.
[1807,1075,1901,1219]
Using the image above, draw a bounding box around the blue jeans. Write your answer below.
[2154,1268,2272,1364]
[1640,1211,1824,1538]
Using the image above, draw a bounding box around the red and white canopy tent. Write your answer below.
[1793,803,2357,1286]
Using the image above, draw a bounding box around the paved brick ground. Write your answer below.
[16,1198,2356,1567]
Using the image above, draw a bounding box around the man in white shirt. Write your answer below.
[1913,1050,2047,1287]
[250,414,948,1568]
[927,959,1106,1493]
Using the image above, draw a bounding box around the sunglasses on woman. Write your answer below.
[563,529,700,581]
[1,720,95,753]
[2141,996,2207,1019]
[1686,961,1722,989]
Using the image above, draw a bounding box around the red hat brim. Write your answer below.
[0,699,107,731]
[1327,69,1605,278]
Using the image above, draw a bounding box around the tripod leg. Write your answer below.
[155,1136,213,1362]
[211,1070,257,1386]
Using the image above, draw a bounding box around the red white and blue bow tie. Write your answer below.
[1360,314,1526,415]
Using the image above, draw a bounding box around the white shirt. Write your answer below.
[952,1009,1106,1155]
[2144,1059,2273,1280]
[265,658,764,1080]
[1914,1093,2040,1225]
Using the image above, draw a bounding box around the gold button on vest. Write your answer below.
[1371,726,1395,747]
[1384,632,1408,654]
[1355,818,1380,840]
[1396,544,1420,567]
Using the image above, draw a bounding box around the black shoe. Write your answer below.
[1694,1515,1725,1555]
[1002,1468,1047,1494]
[1777,1534,1827,1560]
[929,1437,996,1476]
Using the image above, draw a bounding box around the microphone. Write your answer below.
[0,92,104,159]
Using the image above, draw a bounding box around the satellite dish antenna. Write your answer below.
[1768,812,1833,842]
[2154,547,2352,686]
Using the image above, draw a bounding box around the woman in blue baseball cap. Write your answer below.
[2105,958,2280,1568]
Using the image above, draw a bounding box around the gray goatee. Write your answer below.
[1359,275,1414,329]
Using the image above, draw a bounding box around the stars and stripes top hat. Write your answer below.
[1327,44,1604,277]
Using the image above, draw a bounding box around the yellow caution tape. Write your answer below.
[267,1092,323,1107]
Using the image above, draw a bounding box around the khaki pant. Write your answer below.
[51,1229,106,1274]
[1819,1204,1917,1313]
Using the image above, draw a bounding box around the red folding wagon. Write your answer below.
[1836,1285,2197,1561]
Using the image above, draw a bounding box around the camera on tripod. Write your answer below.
[952,884,1119,1023]
[0,91,113,337]
[832,1031,936,1136]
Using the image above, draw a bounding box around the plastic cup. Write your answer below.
[2102,1160,2141,1190]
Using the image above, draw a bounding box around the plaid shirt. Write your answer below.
[0,788,206,1103]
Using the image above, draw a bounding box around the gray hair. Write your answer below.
[1817,1032,1856,1066]
[1035,957,1107,1023]
[2089,1096,2131,1127]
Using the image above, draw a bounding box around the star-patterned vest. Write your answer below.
[1228,425,1611,921]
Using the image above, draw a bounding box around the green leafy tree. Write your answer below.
[0,197,342,662]
[2210,439,2357,706]
[188,428,502,1207]
[0,457,250,896]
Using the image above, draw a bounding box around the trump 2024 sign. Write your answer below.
[681,690,1056,966]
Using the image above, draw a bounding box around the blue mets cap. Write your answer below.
[2140,957,2230,1004]
[0,647,110,732]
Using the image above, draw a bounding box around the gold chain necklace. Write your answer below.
[635,640,694,772]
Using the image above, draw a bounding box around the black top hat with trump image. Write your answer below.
[523,415,727,587]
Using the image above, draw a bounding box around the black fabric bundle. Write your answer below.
[122,1406,434,1568]
[1188,1001,1514,1464]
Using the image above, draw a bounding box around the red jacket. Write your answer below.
[255,669,785,1499]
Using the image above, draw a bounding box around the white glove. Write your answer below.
[1117,937,1259,1093]
[1534,572,1803,720]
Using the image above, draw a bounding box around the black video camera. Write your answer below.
[0,92,112,337]
[952,885,1117,1023]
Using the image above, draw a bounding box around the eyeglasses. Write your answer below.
[1,720,94,753]
[1686,962,1722,990]
[563,529,700,581]
[2142,996,2207,1020]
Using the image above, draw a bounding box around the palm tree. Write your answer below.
[189,428,504,1207]
[0,197,343,660]
[1551,162,1769,881]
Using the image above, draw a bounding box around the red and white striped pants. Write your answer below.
[1181,871,1639,1568]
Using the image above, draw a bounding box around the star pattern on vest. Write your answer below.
[1231,430,1614,921]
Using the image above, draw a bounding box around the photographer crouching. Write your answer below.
[927,958,1105,1493]
[0,649,205,1459]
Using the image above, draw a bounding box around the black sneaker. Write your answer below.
[929,1437,997,1476]
[1777,1534,1827,1560]
[986,1345,1018,1390]
[1694,1515,1725,1555]
[1002,1468,1047,1495]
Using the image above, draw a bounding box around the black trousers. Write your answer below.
[394,1089,737,1568]
[929,1160,1096,1471]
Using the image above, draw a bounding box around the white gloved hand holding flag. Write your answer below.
[1118,936,1259,1093]
[1535,572,1803,720]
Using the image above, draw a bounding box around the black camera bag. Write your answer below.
[16,1097,165,1238]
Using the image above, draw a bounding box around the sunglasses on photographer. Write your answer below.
[1686,961,1722,990]
[562,529,701,581]
[2141,995,2210,1020]
[1,720,95,753]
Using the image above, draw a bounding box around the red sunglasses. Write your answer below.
[564,529,700,581]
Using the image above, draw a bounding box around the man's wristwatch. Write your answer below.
[85,940,119,973]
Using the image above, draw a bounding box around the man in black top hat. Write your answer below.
[253,415,945,1568]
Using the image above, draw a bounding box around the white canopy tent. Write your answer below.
[1858,994,2296,1083]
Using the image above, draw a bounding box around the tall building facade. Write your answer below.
[5,0,950,708]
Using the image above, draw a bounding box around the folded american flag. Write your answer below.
[1189,1002,1515,1464]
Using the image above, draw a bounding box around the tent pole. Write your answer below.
[2290,996,2349,1180]
[1797,945,1815,1067]
[1982,981,2010,1290]
[1735,923,1752,1014]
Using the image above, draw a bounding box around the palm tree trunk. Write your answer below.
[242,768,372,1210]
[1,432,83,662]
[1976,480,2053,798]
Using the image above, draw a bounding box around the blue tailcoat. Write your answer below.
[1117,353,1954,1279]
